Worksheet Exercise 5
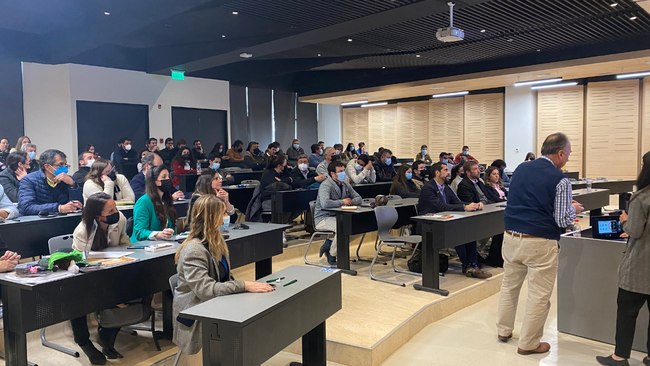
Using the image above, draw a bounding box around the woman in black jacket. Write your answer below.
[484,166,507,202]
[390,165,420,198]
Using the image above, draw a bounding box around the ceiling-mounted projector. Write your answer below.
[436,2,464,42]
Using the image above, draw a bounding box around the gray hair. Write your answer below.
[297,154,308,160]
[541,133,570,156]
[324,147,334,156]
[39,149,66,172]
[141,152,156,168]
[21,143,36,152]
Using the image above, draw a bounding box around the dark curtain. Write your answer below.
[247,88,272,150]
[0,58,24,143]
[297,102,318,147]
[229,85,248,145]
[171,107,228,156]
[273,91,296,151]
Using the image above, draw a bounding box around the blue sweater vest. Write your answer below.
[504,158,566,240]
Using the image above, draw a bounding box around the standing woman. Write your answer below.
[184,169,236,231]
[173,195,273,358]
[71,192,128,364]
[131,165,178,242]
[390,165,420,198]
[172,147,197,188]
[83,158,135,202]
[597,152,650,366]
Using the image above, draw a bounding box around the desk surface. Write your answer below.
[180,265,340,326]
[411,202,505,222]
[322,198,418,214]
[225,222,290,239]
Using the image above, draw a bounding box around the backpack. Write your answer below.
[407,250,449,274]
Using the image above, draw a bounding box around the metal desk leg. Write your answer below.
[301,322,326,366]
[413,229,449,296]
[156,289,174,340]
[255,258,272,279]
[335,213,357,276]
[2,286,29,366]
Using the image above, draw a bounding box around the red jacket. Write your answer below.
[172,160,196,187]
[455,153,479,164]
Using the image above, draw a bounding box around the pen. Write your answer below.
[266,277,285,283]
[283,279,298,287]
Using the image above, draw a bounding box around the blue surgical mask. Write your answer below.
[405,173,412,180]
[212,163,220,170]
[219,148,223,153]
[354,162,363,171]
[54,166,69,176]
[422,150,427,156]
[385,158,392,165]
[219,216,230,232]
[293,144,300,149]
[442,159,448,164]
[463,151,469,156]
[336,172,347,181]
[319,149,323,155]
[28,152,36,160]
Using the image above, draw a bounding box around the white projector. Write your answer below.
[436,27,465,42]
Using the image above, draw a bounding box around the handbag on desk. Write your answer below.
[95,294,153,328]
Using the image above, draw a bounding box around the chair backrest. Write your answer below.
[308,200,318,227]
[169,274,178,297]
[48,234,74,255]
[386,195,402,200]
[374,206,398,241]
[126,216,134,237]
[241,180,260,185]
[225,167,242,172]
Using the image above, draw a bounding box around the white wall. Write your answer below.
[22,62,230,169]
[317,103,342,146]
[504,86,537,171]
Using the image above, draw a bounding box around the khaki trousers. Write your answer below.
[496,232,559,350]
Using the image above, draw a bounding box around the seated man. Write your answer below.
[72,152,95,186]
[309,144,323,168]
[192,140,207,161]
[0,239,20,272]
[291,155,327,188]
[0,184,18,220]
[345,154,376,184]
[373,148,397,182]
[146,137,159,153]
[316,147,335,176]
[208,153,235,185]
[130,152,162,202]
[356,142,367,156]
[314,161,362,266]
[22,143,39,173]
[455,145,479,164]
[243,141,267,171]
[417,162,491,279]
[265,143,278,159]
[226,140,245,162]
[112,138,137,165]
[159,138,176,166]
[286,139,304,166]
[416,145,433,164]
[18,149,83,216]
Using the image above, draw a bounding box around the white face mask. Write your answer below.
[86,159,95,168]
[335,150,341,155]
[124,144,132,151]
[298,163,308,172]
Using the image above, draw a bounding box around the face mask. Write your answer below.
[219,148,223,153]
[336,172,347,182]
[53,166,69,176]
[107,171,117,181]
[385,158,392,166]
[463,151,468,156]
[349,147,355,151]
[460,173,466,179]
[182,153,190,158]
[28,152,36,160]
[212,163,220,170]
[124,144,132,151]
[238,148,243,152]
[253,148,261,155]
[442,159,448,164]
[422,150,427,156]
[355,163,363,171]
[405,173,412,180]
[335,150,341,155]
[298,163,308,171]
[293,144,300,149]
[86,159,95,168]
[103,212,120,225]
[158,179,174,194]
[319,149,323,155]
[219,216,230,232]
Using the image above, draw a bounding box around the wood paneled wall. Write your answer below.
[643,78,650,156]
[368,105,398,157]
[585,79,639,180]
[396,101,429,159]
[342,108,369,151]
[429,97,464,157]
[464,94,504,164]
[537,85,584,174]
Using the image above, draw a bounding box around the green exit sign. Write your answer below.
[171,70,185,80]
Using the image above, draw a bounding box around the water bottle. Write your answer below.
[573,219,581,237]
[196,161,202,174]
[586,178,592,192]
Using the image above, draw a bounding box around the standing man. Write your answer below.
[455,146,479,164]
[112,138,136,165]
[497,133,584,355]
[286,139,304,166]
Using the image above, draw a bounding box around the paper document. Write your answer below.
[87,251,134,259]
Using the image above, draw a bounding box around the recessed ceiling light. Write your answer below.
[104,11,110,15]
[611,3,618,6]
[532,82,578,90]
[480,29,486,33]
[347,38,353,42]
[537,49,541,52]
[222,35,226,38]
[507,39,513,42]
[616,70,650,79]
[341,100,368,106]
[240,52,253,58]
[514,78,562,87]
[416,54,421,57]
[382,67,386,69]
[430,87,445,90]
[630,16,637,20]
[232,11,239,14]
[317,54,321,56]
[432,91,469,98]
[361,102,388,108]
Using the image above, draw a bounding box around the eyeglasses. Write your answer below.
[53,163,70,169]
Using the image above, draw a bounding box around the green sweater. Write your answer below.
[130,194,175,243]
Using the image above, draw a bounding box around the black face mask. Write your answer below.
[460,173,466,179]
[107,171,117,181]
[253,148,261,155]
[182,153,190,159]
[158,179,174,194]
[103,212,120,225]
[238,148,243,152]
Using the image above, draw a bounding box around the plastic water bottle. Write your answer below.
[573,219,581,237]
[586,178,592,192]
[196,161,202,174]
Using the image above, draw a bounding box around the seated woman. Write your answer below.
[209,142,229,162]
[343,143,358,163]
[390,165,420,198]
[0,151,30,202]
[172,147,197,188]
[411,160,428,191]
[85,144,100,159]
[173,195,273,357]
[184,168,236,231]
[131,165,178,242]
[136,148,149,172]
[345,154,376,184]
[83,158,135,203]
[71,192,129,364]
[208,153,235,185]
[484,166,507,202]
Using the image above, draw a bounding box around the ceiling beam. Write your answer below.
[151,0,491,75]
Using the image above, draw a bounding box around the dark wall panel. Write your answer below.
[248,88,272,149]
[274,91,296,151]
[76,101,149,161]
[297,102,318,147]
[0,59,24,144]
[229,85,248,144]
[172,107,228,156]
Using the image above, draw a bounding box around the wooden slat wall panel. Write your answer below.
[586,79,639,180]
[368,105,398,156]
[537,85,584,175]
[396,101,429,159]
[428,97,464,158]
[464,94,504,163]
[643,78,650,156]
[342,108,369,151]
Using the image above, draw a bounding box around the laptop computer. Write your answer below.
[590,215,625,240]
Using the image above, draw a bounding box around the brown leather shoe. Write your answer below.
[498,334,512,343]
[466,267,492,279]
[518,342,551,355]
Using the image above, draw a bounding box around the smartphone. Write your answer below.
[127,245,148,249]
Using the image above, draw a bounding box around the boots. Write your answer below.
[79,342,106,365]
[98,327,123,359]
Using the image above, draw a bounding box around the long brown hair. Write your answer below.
[390,165,411,195]
[485,166,505,191]
[145,165,178,230]
[175,195,228,264]
[188,169,219,216]
[15,135,30,151]
[81,192,111,250]
[86,158,111,189]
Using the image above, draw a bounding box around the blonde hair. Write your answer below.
[175,195,228,264]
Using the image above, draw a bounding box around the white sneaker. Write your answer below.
[283,232,287,244]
